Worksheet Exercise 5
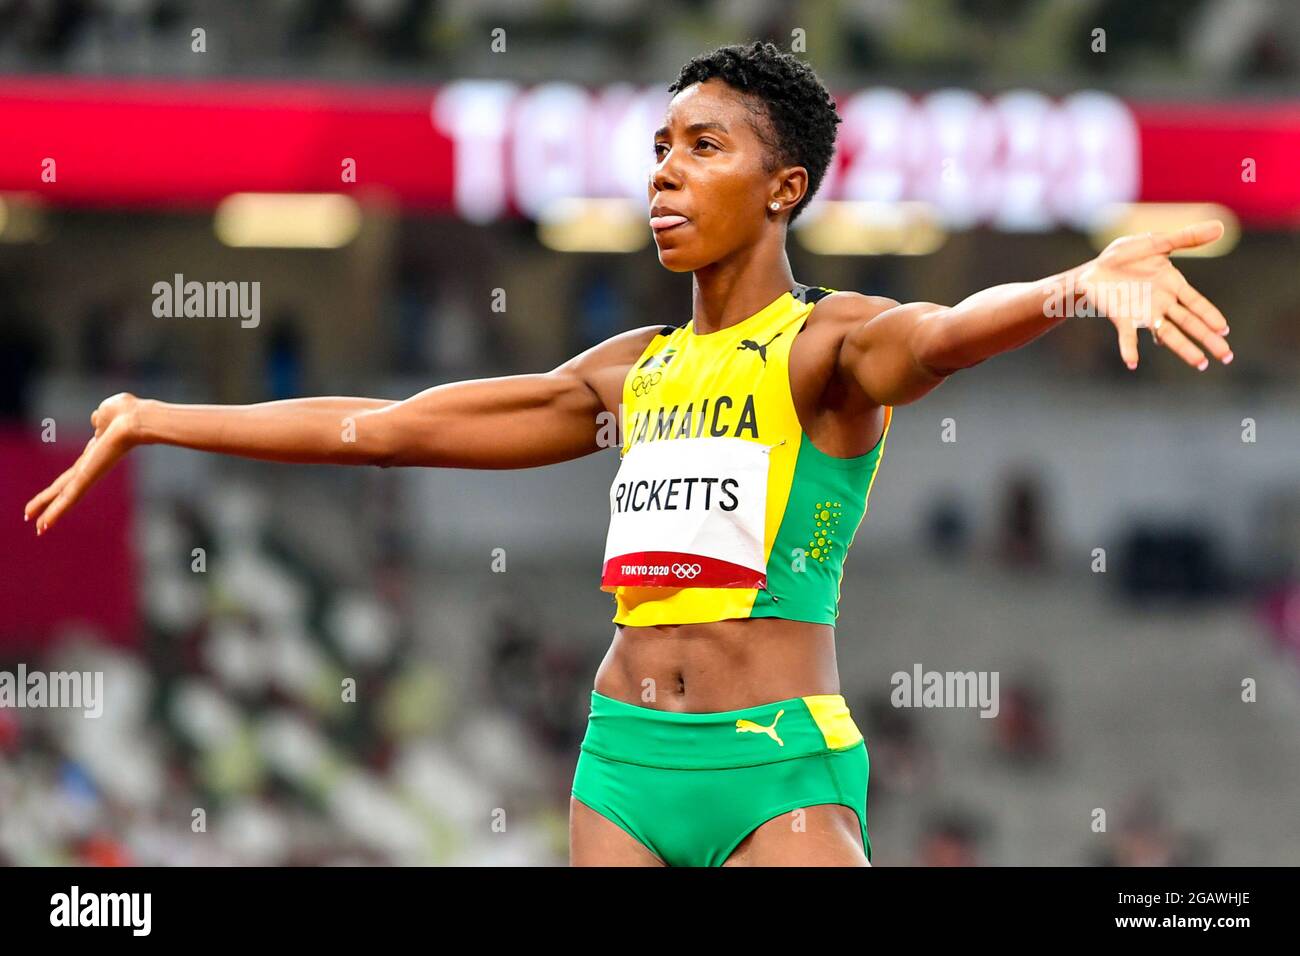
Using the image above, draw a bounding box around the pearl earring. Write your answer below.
[769,202,780,211]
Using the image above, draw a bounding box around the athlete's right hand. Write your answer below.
[24,392,144,535]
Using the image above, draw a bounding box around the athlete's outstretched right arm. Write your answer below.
[24,326,661,534]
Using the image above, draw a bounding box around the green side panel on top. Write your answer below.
[751,433,884,624]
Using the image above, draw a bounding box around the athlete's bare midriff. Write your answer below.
[593,618,840,712]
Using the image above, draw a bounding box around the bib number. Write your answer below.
[601,437,770,589]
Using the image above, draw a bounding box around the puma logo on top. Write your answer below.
[736,331,782,365]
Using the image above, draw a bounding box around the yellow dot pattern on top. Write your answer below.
[806,500,843,563]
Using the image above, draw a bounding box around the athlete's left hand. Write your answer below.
[1076,219,1232,371]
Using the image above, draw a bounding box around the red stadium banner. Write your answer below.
[0,77,1297,227]
[0,77,455,210]
[1130,102,1300,227]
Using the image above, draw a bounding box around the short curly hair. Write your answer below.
[668,40,841,222]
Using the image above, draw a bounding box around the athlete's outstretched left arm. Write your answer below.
[834,220,1233,406]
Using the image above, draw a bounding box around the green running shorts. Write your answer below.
[571,690,870,866]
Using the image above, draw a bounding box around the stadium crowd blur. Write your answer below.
[2,0,1299,866]
[2,0,1299,88]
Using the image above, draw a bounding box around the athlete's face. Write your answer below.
[648,79,802,272]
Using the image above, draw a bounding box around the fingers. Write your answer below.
[1116,318,1140,370]
[1150,319,1209,371]
[30,435,122,535]
[1113,220,1225,262]
[1119,262,1232,372]
[1176,276,1230,337]
[1165,302,1232,365]
[1159,267,1232,365]
[34,453,99,534]
[27,397,139,534]
[1152,219,1225,255]
[23,444,93,525]
[1114,289,1233,373]
[24,471,73,524]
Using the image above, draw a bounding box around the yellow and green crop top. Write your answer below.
[601,284,892,627]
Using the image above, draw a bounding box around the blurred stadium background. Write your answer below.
[1,0,1299,866]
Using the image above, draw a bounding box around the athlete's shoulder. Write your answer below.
[615,323,677,359]
[802,288,902,327]
[557,324,668,380]
[614,323,677,346]
[555,325,670,414]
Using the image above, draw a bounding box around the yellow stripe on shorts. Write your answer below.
[801,694,864,750]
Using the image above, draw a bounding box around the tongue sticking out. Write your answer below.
[650,215,689,231]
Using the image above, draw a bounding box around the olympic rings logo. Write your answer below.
[631,372,662,396]
[671,563,702,579]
